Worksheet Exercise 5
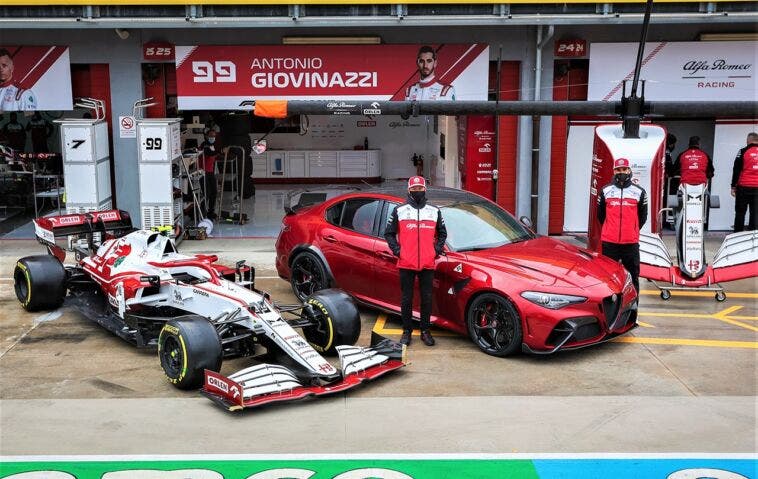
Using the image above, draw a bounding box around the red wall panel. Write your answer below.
[494,61,520,213]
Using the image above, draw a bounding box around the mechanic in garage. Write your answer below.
[673,135,714,186]
[731,132,758,232]
[384,176,447,347]
[199,129,221,220]
[597,158,648,292]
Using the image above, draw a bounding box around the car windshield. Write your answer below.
[441,200,534,252]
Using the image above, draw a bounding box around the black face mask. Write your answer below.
[614,173,631,185]
[410,191,426,204]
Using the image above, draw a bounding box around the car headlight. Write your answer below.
[520,291,587,310]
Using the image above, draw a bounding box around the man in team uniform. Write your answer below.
[673,136,714,186]
[731,132,758,232]
[597,158,648,292]
[0,49,37,112]
[405,46,456,101]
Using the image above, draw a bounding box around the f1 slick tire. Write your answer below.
[303,288,360,355]
[14,255,66,311]
[158,316,222,390]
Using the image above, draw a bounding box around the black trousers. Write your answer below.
[202,171,217,215]
[734,186,758,232]
[602,242,640,292]
[399,268,434,332]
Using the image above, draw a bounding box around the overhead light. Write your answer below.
[282,36,381,45]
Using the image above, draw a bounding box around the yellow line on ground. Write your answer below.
[640,290,758,299]
[638,306,758,330]
[636,321,655,328]
[711,306,758,332]
[372,313,456,336]
[614,336,758,349]
[639,311,715,319]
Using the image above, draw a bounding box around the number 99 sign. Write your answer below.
[139,126,168,162]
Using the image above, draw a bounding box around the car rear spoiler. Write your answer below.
[33,210,134,257]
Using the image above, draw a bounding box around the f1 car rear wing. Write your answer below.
[33,210,134,254]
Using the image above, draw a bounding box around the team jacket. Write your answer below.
[0,84,37,112]
[597,179,648,244]
[200,141,222,173]
[384,196,447,271]
[405,75,456,101]
[731,143,758,188]
[674,147,713,185]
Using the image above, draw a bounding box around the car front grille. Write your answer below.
[546,317,600,347]
[602,294,622,330]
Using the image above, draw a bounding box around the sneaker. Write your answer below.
[400,330,412,346]
[420,330,435,346]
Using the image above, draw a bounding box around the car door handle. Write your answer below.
[376,250,396,260]
[324,235,339,243]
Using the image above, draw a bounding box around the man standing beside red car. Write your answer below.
[384,176,447,347]
[597,158,648,292]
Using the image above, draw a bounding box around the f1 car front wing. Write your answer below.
[201,340,406,411]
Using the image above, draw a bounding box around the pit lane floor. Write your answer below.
[0,236,755,456]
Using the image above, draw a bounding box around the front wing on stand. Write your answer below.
[201,341,406,412]
[640,230,758,286]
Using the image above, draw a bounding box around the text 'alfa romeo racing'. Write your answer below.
[14,210,404,411]
[276,186,639,356]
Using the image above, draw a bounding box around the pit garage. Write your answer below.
[1,1,757,478]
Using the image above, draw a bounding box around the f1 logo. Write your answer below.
[71,139,86,149]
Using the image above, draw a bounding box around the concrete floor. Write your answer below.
[0,235,755,456]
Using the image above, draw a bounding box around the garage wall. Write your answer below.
[265,114,434,179]
[711,122,758,231]
[0,21,747,227]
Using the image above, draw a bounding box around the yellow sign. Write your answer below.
[3,0,753,5]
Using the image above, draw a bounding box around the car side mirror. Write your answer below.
[519,216,534,230]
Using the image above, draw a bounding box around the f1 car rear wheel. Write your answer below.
[302,288,360,355]
[290,251,329,301]
[466,293,523,357]
[158,316,222,390]
[14,255,66,311]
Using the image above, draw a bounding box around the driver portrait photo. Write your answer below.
[405,45,457,101]
[0,48,37,112]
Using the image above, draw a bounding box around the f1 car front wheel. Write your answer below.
[290,251,329,301]
[466,293,523,357]
[303,289,361,355]
[158,316,222,390]
[14,255,66,311]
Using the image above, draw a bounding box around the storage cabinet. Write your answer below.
[250,150,380,179]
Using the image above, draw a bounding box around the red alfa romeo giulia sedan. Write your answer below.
[276,186,638,356]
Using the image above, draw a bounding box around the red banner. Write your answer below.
[0,46,72,111]
[175,44,488,110]
[460,115,496,200]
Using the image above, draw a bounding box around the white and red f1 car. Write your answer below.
[14,210,404,411]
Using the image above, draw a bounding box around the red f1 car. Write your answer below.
[14,210,404,411]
